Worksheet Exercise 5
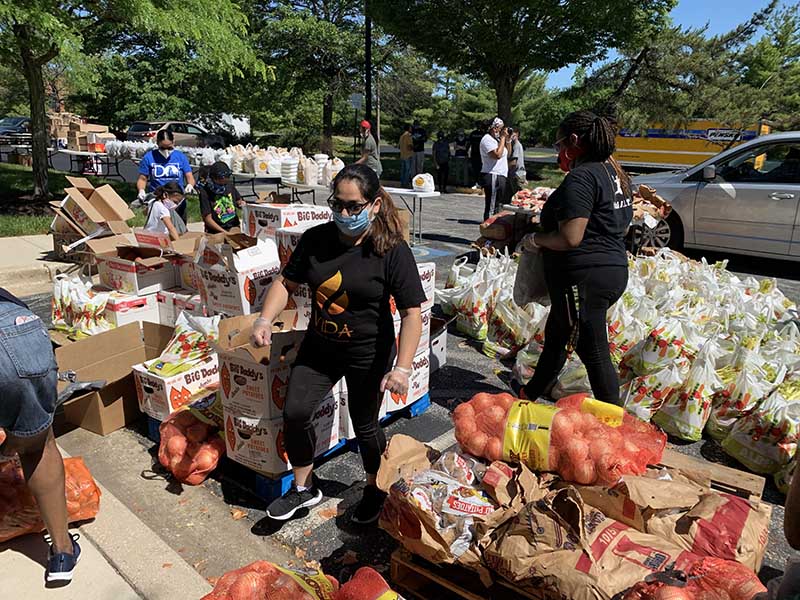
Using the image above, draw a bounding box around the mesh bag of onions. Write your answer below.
[159,410,226,485]
[453,392,666,485]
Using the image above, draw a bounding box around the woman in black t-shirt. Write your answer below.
[515,111,633,406]
[253,164,425,524]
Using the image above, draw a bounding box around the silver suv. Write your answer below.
[125,121,224,148]
[634,131,800,260]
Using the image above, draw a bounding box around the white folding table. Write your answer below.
[383,187,440,246]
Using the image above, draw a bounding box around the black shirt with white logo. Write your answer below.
[282,222,426,358]
[539,161,633,270]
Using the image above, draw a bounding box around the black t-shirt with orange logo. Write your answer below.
[282,222,426,359]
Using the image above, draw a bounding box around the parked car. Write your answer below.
[0,116,31,135]
[125,121,224,148]
[633,131,800,260]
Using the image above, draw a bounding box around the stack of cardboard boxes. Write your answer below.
[48,112,82,145]
[67,121,114,152]
[53,197,444,480]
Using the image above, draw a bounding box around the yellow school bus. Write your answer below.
[614,119,772,169]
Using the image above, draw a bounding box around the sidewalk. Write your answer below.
[2,447,213,600]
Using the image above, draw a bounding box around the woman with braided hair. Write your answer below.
[514,110,633,405]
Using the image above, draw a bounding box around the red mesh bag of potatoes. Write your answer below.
[0,456,101,543]
[336,567,399,600]
[453,392,666,485]
[159,410,226,486]
[623,556,767,600]
[201,560,340,600]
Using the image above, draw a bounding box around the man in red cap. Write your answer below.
[355,119,383,178]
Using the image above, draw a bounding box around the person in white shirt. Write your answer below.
[479,117,510,220]
[144,181,187,241]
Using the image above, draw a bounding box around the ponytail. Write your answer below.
[560,110,631,199]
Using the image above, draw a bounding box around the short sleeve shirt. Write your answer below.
[480,134,508,177]
[138,149,192,192]
[199,182,242,232]
[511,140,526,179]
[144,201,171,235]
[539,161,633,270]
[283,222,426,356]
[362,135,383,177]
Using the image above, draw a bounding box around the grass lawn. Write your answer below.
[0,163,201,237]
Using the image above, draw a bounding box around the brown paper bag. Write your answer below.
[647,492,772,572]
[376,434,439,493]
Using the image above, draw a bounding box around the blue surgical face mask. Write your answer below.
[332,207,372,237]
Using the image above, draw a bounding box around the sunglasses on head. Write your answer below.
[327,194,373,214]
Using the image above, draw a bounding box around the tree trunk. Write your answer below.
[364,7,373,122]
[494,75,516,124]
[15,25,54,201]
[321,91,335,154]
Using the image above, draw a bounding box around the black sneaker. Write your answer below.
[266,484,323,521]
[351,485,387,525]
[46,533,81,583]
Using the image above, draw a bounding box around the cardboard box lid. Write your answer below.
[134,229,204,255]
[142,321,176,360]
[63,184,135,225]
[217,312,300,364]
[55,323,146,394]
[65,176,95,198]
[86,234,137,255]
[221,236,279,273]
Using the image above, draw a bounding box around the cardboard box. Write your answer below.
[224,392,339,477]
[398,208,411,243]
[384,348,430,412]
[61,176,134,236]
[175,291,206,319]
[275,225,306,267]
[216,313,304,422]
[87,132,116,144]
[133,353,220,421]
[286,284,312,331]
[89,237,176,296]
[429,316,452,373]
[55,323,173,435]
[133,230,204,293]
[416,261,436,311]
[157,288,205,327]
[242,203,331,238]
[69,122,109,134]
[104,291,159,327]
[195,233,281,316]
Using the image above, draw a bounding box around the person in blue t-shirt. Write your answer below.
[136,129,196,223]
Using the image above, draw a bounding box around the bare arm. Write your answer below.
[162,215,181,241]
[533,218,589,251]
[185,171,196,188]
[396,307,422,370]
[203,213,227,233]
[136,174,148,193]
[259,276,299,324]
[488,134,508,159]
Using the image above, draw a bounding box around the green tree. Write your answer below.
[370,0,674,123]
[0,0,265,199]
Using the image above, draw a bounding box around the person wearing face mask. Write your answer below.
[252,163,424,524]
[136,129,195,223]
[198,161,245,233]
[144,181,188,241]
[513,110,633,406]
[355,119,382,178]
[480,117,510,221]
[453,128,469,186]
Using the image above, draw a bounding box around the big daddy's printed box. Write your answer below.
[216,313,304,422]
[286,284,313,331]
[242,202,331,239]
[383,347,431,413]
[224,391,339,477]
[416,261,436,311]
[275,225,306,268]
[133,355,220,421]
[88,236,176,296]
[392,305,431,355]
[194,233,281,316]
[104,290,160,327]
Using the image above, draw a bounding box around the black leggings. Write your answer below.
[523,265,628,405]
[482,173,507,221]
[283,337,394,474]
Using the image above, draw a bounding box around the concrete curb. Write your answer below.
[0,262,62,296]
[60,448,213,599]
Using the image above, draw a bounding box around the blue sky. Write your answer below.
[546,0,776,88]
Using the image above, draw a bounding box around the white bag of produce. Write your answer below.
[144,313,220,377]
[621,317,702,376]
[722,378,800,474]
[622,360,689,422]
[512,340,543,386]
[653,341,724,441]
[445,256,475,290]
[551,355,591,399]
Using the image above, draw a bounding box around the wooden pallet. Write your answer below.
[390,549,557,600]
[659,447,765,500]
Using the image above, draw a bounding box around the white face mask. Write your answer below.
[159,148,173,159]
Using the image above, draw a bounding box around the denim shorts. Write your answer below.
[0,301,58,437]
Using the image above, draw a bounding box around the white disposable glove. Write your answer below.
[137,189,147,202]
[184,183,195,195]
[251,317,272,347]
[380,367,411,396]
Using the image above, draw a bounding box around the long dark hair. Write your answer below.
[332,164,404,256]
[559,110,631,198]
[156,129,174,144]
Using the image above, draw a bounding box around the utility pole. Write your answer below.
[365,0,373,123]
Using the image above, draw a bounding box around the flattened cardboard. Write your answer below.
[56,324,151,436]
[65,176,95,198]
